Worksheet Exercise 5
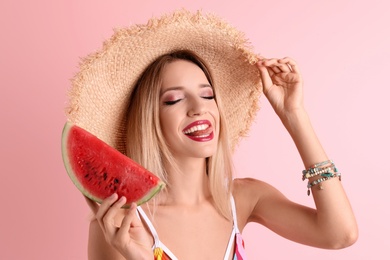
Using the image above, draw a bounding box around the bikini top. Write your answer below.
[137,196,247,260]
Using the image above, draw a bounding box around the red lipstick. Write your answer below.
[183,120,214,142]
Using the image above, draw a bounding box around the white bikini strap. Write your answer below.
[137,206,160,248]
[230,196,239,232]
[223,196,239,260]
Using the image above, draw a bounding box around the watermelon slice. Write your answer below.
[61,122,165,206]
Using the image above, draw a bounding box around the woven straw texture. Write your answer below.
[66,9,262,154]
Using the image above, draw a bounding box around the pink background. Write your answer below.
[1,0,389,259]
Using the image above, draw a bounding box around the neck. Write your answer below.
[161,157,211,206]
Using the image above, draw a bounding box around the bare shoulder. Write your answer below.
[233,177,271,190]
[231,178,269,229]
[232,178,288,229]
[233,177,284,200]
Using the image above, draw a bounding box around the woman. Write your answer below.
[67,10,358,260]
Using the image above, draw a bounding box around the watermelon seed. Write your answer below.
[114,178,119,184]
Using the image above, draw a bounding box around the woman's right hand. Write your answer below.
[85,194,154,260]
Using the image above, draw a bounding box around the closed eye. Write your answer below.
[164,99,182,105]
[202,96,215,100]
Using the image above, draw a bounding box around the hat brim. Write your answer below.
[67,10,262,154]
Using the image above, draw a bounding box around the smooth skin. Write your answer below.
[86,58,358,260]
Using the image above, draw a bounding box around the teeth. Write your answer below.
[184,124,209,134]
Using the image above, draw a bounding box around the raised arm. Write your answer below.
[242,57,358,249]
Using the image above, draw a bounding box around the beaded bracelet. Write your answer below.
[302,160,335,180]
[306,173,341,196]
[302,160,342,196]
[302,166,336,180]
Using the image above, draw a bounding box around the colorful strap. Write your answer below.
[230,196,247,260]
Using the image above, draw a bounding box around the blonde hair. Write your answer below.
[126,50,234,219]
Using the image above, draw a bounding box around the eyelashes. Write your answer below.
[163,96,215,106]
[164,99,181,105]
[202,96,215,100]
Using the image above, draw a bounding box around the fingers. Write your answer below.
[95,193,118,225]
[116,203,139,239]
[88,195,151,257]
[278,57,300,74]
[256,61,273,89]
[261,57,294,73]
[92,194,124,239]
[101,195,127,237]
[256,58,286,91]
[256,56,301,93]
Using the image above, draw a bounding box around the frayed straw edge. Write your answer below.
[66,9,260,126]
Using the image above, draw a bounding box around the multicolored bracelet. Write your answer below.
[302,160,342,196]
[302,160,336,180]
[306,172,341,196]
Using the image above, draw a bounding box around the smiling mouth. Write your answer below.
[182,121,214,141]
[183,123,210,136]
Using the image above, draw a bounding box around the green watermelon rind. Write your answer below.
[61,122,165,207]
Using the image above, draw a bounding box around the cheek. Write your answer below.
[212,105,221,135]
[159,111,177,139]
[159,114,169,134]
[211,104,220,121]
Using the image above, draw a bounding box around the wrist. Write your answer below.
[279,107,310,132]
[280,108,328,168]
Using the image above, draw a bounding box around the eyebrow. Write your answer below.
[160,84,212,95]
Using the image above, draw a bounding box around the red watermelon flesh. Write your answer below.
[61,122,165,206]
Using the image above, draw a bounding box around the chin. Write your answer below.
[195,146,218,159]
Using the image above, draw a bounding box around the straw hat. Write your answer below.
[66,9,262,154]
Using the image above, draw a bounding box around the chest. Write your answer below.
[143,206,235,260]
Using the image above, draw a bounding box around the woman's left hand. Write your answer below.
[256,57,304,117]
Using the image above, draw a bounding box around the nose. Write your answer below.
[187,97,206,117]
